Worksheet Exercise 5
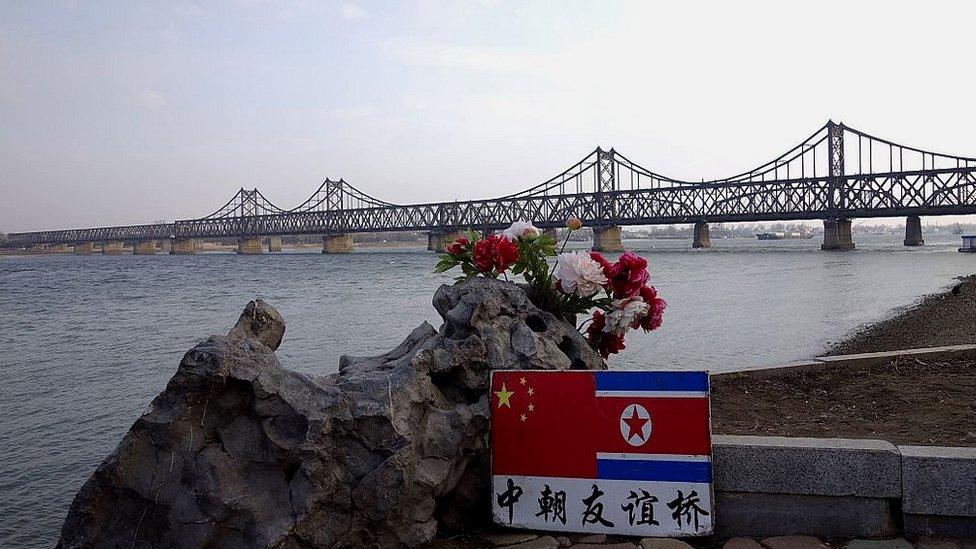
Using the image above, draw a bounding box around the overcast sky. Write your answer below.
[2,0,976,231]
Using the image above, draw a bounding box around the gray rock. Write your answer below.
[227,298,285,350]
[640,538,695,549]
[722,538,763,549]
[761,535,829,549]
[506,537,559,549]
[844,540,913,549]
[481,531,539,545]
[56,279,605,548]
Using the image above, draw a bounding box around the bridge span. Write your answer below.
[5,121,976,254]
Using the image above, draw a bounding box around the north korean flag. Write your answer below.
[490,370,711,484]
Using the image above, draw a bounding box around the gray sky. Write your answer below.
[3,0,976,232]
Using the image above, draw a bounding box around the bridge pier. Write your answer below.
[74,242,95,254]
[170,238,198,255]
[237,237,263,254]
[821,219,855,251]
[428,230,463,253]
[591,226,623,253]
[102,241,125,255]
[133,240,157,255]
[323,234,354,254]
[268,236,283,252]
[692,221,712,248]
[50,244,68,252]
[904,215,924,246]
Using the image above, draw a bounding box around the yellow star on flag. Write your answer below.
[520,414,527,422]
[527,387,535,396]
[520,376,527,385]
[528,403,535,412]
[495,383,514,408]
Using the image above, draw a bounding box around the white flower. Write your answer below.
[502,221,540,240]
[605,296,650,335]
[555,251,608,298]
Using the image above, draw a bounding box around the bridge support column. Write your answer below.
[904,215,924,246]
[692,221,712,248]
[133,240,157,255]
[428,230,462,253]
[268,236,283,252]
[591,226,623,253]
[74,242,95,254]
[821,219,855,251]
[170,238,198,255]
[50,244,68,252]
[102,241,124,254]
[237,237,263,254]
[322,234,354,254]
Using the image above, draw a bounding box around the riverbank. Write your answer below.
[825,274,976,355]
[712,274,976,446]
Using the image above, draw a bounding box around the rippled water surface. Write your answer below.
[2,234,975,547]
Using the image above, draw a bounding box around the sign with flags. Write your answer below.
[490,370,713,537]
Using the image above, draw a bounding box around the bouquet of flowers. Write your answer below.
[434,219,666,360]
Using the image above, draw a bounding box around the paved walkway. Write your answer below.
[424,531,976,549]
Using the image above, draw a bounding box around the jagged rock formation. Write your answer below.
[57,278,604,548]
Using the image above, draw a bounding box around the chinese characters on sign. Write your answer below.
[490,371,713,536]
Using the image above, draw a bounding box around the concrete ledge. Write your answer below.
[714,492,897,539]
[714,345,976,379]
[815,345,976,369]
[900,445,976,517]
[718,360,825,378]
[713,435,901,498]
[903,513,976,538]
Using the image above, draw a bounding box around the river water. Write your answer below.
[1,233,974,546]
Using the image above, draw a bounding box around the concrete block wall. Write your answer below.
[712,436,900,538]
[900,445,976,538]
[712,435,976,539]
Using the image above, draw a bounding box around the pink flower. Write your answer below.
[605,296,649,335]
[588,251,613,280]
[502,221,540,240]
[555,251,608,298]
[608,251,649,298]
[637,285,667,332]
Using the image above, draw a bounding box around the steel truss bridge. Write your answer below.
[6,120,976,247]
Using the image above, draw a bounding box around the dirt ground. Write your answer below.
[711,355,976,446]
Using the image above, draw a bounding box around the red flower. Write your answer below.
[588,251,613,281]
[586,310,627,359]
[445,237,469,257]
[636,285,667,332]
[472,235,520,274]
[608,251,649,298]
[495,235,519,272]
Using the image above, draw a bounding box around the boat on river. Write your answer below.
[756,231,814,240]
[960,235,976,253]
